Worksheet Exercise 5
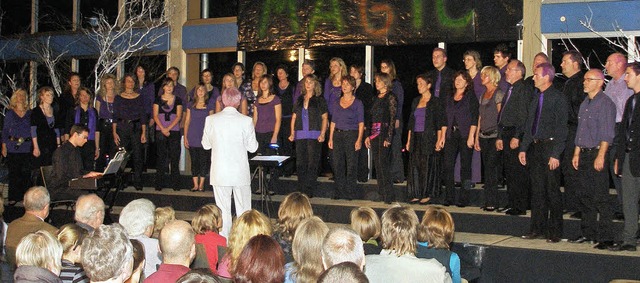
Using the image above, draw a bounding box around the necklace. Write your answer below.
[106,96,114,114]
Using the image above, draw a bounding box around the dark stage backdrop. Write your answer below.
[238,0,522,51]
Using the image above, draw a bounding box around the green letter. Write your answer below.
[413,0,423,29]
[309,0,345,33]
[258,0,300,38]
[436,0,473,29]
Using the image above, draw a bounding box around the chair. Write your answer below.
[40,166,76,223]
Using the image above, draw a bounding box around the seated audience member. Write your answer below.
[81,224,133,283]
[152,207,175,238]
[57,224,90,283]
[49,124,103,201]
[274,192,314,263]
[191,204,226,272]
[126,240,145,283]
[218,210,272,278]
[364,205,451,283]
[233,235,285,283]
[0,197,11,282]
[317,262,369,283]
[118,199,161,278]
[13,230,63,283]
[322,227,365,270]
[177,269,225,283]
[6,186,58,268]
[350,207,382,255]
[74,194,105,233]
[417,206,461,283]
[144,220,195,283]
[285,216,330,283]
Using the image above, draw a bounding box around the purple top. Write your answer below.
[188,86,220,112]
[293,80,303,106]
[2,110,32,153]
[113,95,146,122]
[413,107,426,132]
[575,91,616,148]
[324,79,342,117]
[96,95,114,120]
[154,96,183,131]
[295,108,321,140]
[604,75,634,123]
[158,82,188,107]
[139,82,156,119]
[331,98,364,131]
[471,72,486,100]
[255,96,281,133]
[186,104,211,148]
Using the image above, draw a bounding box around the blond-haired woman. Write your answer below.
[95,74,119,170]
[417,206,461,283]
[31,86,60,170]
[324,57,348,117]
[192,204,226,273]
[350,206,382,255]
[284,216,329,283]
[57,224,90,283]
[14,230,63,282]
[274,192,313,262]
[2,89,32,205]
[216,73,248,114]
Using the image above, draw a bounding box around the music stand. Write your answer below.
[250,155,290,218]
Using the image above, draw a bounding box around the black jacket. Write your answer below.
[615,93,640,176]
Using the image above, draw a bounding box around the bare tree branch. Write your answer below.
[578,5,640,62]
[24,36,69,95]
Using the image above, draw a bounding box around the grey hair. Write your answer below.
[119,199,156,237]
[222,87,242,108]
[82,224,134,282]
[75,194,105,223]
[24,186,50,211]
[322,227,365,269]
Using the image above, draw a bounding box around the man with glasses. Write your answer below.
[50,124,103,201]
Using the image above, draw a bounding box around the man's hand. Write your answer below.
[496,139,503,151]
[510,138,520,149]
[518,152,526,166]
[594,155,605,172]
[549,157,560,170]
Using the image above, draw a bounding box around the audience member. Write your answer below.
[350,207,382,255]
[274,192,314,263]
[81,224,133,283]
[57,224,90,283]
[118,199,161,277]
[191,204,226,272]
[285,216,329,283]
[217,210,272,278]
[364,205,451,283]
[321,227,365,270]
[317,262,369,283]
[74,194,106,233]
[144,220,195,283]
[13,230,63,283]
[233,235,285,283]
[417,206,461,283]
[6,186,57,267]
[152,206,175,238]
[176,269,225,283]
[125,239,145,283]
[0,197,10,282]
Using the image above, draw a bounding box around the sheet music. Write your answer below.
[250,155,290,163]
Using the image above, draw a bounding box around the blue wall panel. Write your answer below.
[541,1,640,34]
[182,22,237,51]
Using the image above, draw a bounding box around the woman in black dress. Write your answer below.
[31,86,60,170]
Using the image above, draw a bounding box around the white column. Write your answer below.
[365,45,374,84]
[237,50,246,65]
[29,0,39,102]
[517,39,524,61]
[298,47,305,80]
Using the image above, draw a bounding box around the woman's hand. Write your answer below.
[184,137,190,149]
[364,137,371,149]
[113,132,121,146]
[33,147,41,157]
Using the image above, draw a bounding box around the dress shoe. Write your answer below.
[593,241,614,250]
[569,211,582,219]
[497,206,511,212]
[482,206,496,212]
[134,186,143,191]
[569,236,595,244]
[608,243,637,251]
[505,208,526,216]
[546,237,561,243]
[154,186,162,191]
[521,233,544,240]
[614,212,625,221]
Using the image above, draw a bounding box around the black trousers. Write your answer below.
[562,127,579,211]
[371,133,393,202]
[501,129,531,211]
[156,130,181,187]
[528,141,563,238]
[97,120,117,171]
[443,129,473,203]
[576,150,613,241]
[407,132,440,200]
[80,141,96,171]
[7,152,32,202]
[256,132,277,156]
[331,130,359,199]
[189,147,210,177]
[296,139,321,196]
[390,122,405,182]
[279,117,295,175]
[480,137,499,207]
[357,138,369,182]
[117,121,144,185]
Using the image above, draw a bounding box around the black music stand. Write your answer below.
[250,155,290,218]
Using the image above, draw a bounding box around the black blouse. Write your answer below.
[292,95,328,131]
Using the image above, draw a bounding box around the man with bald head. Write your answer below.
[144,220,196,282]
[568,69,616,249]
[74,193,106,233]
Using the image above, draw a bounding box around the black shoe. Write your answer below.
[505,208,526,216]
[173,188,180,191]
[135,186,143,191]
[546,237,561,243]
[569,236,595,244]
[614,212,625,221]
[608,243,637,251]
[155,186,162,191]
[521,233,544,240]
[497,206,511,212]
[569,211,582,219]
[482,206,496,212]
[593,241,614,250]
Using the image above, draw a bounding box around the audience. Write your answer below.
[217,209,272,278]
[57,224,90,283]
[0,197,10,282]
[6,186,58,268]
[191,204,226,273]
[364,205,451,283]
[317,262,369,283]
[274,192,314,263]
[350,207,382,255]
[152,206,175,238]
[417,206,461,283]
[144,220,195,283]
[285,216,329,283]
[233,235,285,283]
[74,194,106,233]
[118,199,161,278]
[14,230,63,283]
[125,240,146,283]
[81,224,133,283]
[321,227,365,270]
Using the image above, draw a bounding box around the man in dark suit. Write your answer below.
[610,62,640,252]
[427,48,454,99]
[519,63,568,243]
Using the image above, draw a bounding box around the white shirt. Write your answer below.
[202,107,259,186]
[364,249,452,283]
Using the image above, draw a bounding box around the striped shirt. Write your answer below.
[60,259,89,283]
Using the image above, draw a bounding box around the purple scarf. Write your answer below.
[75,106,97,140]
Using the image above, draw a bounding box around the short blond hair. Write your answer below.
[16,230,63,275]
[227,210,273,273]
[481,66,501,87]
[9,89,28,110]
[192,204,223,234]
[277,192,313,242]
[57,223,88,255]
[350,207,380,242]
[153,206,176,237]
[419,206,455,249]
[292,216,329,283]
[380,205,418,256]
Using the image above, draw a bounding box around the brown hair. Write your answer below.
[380,205,418,256]
[233,235,285,283]
[418,206,455,249]
[153,206,176,237]
[192,204,223,234]
[277,192,314,242]
[350,207,380,242]
[292,217,329,283]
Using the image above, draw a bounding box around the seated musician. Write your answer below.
[49,124,103,201]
